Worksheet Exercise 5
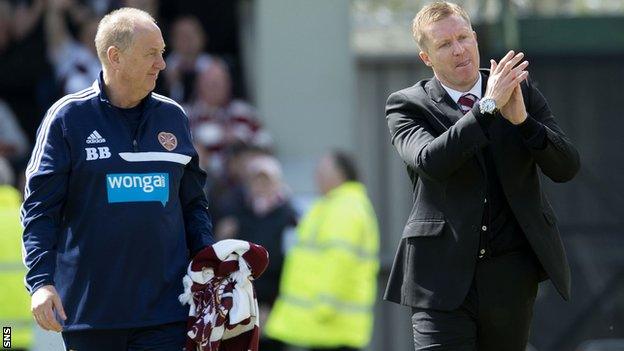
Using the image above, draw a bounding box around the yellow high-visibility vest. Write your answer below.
[265,182,379,348]
[0,185,33,349]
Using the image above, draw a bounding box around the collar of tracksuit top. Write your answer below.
[21,71,214,331]
[97,72,160,145]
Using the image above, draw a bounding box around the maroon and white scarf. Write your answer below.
[179,240,269,351]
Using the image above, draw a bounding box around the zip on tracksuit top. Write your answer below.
[21,74,215,331]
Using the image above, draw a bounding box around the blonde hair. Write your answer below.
[94,7,156,67]
[412,1,472,51]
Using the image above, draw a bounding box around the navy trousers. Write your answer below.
[61,321,186,351]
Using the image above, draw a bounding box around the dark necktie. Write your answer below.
[458,93,478,115]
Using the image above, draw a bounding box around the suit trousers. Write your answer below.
[411,251,540,351]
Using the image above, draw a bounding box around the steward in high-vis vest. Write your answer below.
[0,181,33,350]
[266,151,379,350]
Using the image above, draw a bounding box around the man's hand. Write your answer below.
[500,83,528,125]
[31,285,67,332]
[483,50,529,108]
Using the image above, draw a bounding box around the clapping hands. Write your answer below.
[484,50,529,124]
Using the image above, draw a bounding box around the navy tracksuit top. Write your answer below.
[21,74,215,331]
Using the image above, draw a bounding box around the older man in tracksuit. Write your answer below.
[21,8,214,350]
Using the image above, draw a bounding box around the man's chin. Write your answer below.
[145,80,157,92]
[457,67,479,82]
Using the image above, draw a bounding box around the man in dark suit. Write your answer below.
[383,2,580,350]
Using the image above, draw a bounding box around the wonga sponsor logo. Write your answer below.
[106,173,169,206]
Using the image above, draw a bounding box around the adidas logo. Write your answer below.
[86,130,106,144]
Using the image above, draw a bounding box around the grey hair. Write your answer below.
[94,7,156,67]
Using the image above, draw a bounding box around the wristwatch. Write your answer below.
[479,98,498,115]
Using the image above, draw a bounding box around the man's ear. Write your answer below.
[106,46,120,69]
[419,50,432,67]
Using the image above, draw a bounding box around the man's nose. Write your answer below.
[452,41,464,55]
[156,54,166,70]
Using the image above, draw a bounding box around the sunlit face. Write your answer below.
[249,172,274,198]
[172,18,204,57]
[196,63,231,107]
[117,22,166,98]
[315,154,343,195]
[419,14,480,92]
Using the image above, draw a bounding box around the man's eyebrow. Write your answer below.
[147,46,166,52]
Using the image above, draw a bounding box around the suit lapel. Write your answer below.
[427,75,487,176]
[425,78,465,128]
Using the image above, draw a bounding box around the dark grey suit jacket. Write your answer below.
[383,70,580,310]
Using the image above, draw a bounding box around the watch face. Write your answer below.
[482,99,496,113]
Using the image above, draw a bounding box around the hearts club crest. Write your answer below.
[158,132,178,151]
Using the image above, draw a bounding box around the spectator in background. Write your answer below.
[0,157,32,351]
[188,60,271,179]
[266,150,380,351]
[81,0,115,17]
[159,0,245,97]
[45,0,101,94]
[0,0,53,143]
[163,15,213,103]
[0,99,29,187]
[122,0,159,17]
[223,154,297,351]
[0,99,29,163]
[0,0,12,54]
[203,144,267,237]
[12,0,45,42]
